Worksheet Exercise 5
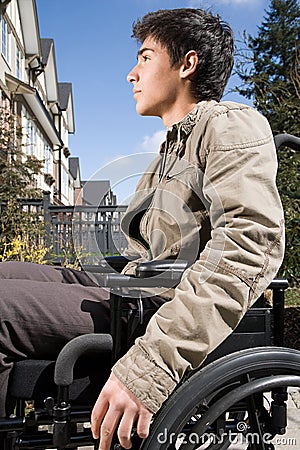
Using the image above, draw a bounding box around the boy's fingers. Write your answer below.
[136,410,152,439]
[117,409,137,449]
[91,398,108,439]
[98,406,122,450]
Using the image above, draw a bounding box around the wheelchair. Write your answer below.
[0,134,299,450]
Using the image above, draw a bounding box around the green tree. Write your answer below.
[235,0,300,285]
[0,106,47,263]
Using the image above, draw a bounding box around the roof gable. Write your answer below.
[41,38,59,103]
[58,82,75,133]
[18,0,41,58]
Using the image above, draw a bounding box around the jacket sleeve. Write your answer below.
[112,107,285,414]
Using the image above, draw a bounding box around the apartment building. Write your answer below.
[0,0,76,205]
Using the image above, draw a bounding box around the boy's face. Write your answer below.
[127,37,184,126]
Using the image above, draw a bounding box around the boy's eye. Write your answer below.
[137,52,152,63]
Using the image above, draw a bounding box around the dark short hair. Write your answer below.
[132,8,234,102]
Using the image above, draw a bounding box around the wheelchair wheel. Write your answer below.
[140,347,300,450]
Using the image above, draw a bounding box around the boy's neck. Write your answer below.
[162,101,198,128]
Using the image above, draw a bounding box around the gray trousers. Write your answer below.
[0,261,111,417]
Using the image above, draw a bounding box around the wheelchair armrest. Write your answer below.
[102,273,170,288]
[82,255,130,273]
[104,255,130,271]
[54,334,113,386]
[136,259,188,278]
[103,259,188,288]
[274,133,300,151]
[268,278,289,290]
[268,278,289,347]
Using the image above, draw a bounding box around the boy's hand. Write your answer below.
[91,373,153,449]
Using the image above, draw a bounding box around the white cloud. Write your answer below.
[140,129,166,153]
[84,130,167,203]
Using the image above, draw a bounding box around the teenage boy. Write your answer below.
[90,8,284,450]
[0,8,284,449]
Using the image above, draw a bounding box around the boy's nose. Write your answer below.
[127,66,138,84]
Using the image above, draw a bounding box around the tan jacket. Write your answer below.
[112,100,285,413]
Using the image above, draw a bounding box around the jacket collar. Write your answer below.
[167,101,207,137]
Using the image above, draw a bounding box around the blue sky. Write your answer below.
[37,0,270,202]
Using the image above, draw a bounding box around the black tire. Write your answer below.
[140,347,300,450]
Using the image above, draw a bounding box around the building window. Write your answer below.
[44,144,51,173]
[1,16,11,64]
[26,120,36,155]
[62,167,69,198]
[16,45,22,79]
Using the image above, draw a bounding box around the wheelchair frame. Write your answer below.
[0,134,299,450]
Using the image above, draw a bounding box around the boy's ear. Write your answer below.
[180,51,198,79]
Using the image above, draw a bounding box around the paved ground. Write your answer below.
[274,387,300,450]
